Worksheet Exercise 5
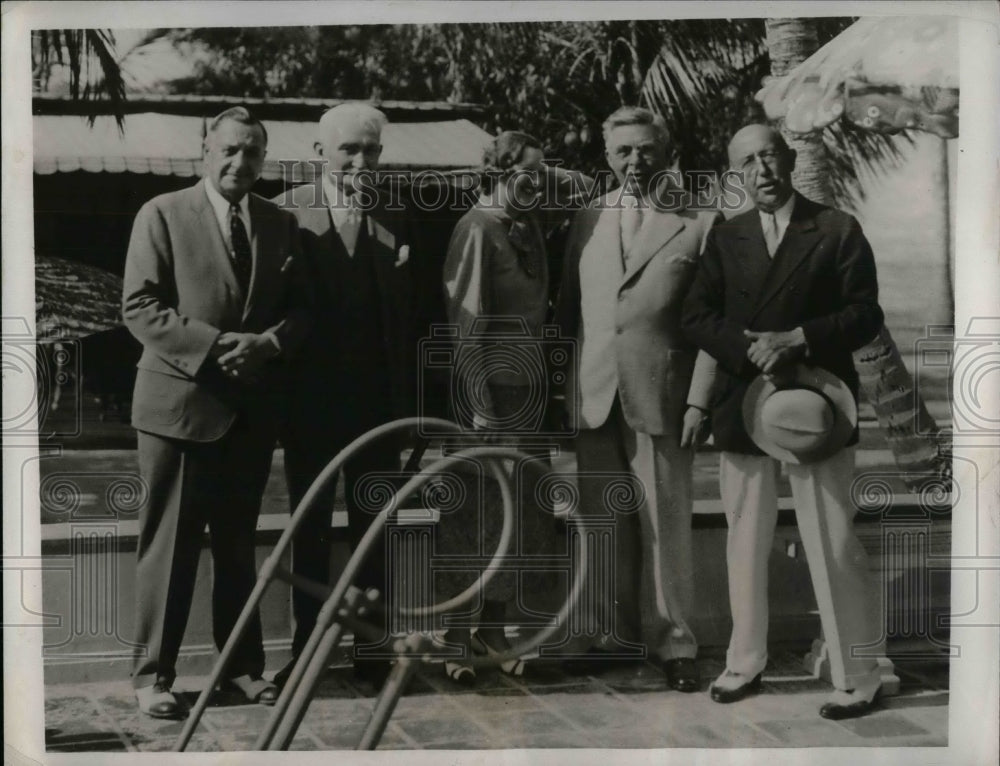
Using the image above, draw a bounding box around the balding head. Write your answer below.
[315,103,387,194]
[727,123,796,212]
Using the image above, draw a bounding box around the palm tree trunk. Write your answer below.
[765,20,834,203]
[765,18,946,491]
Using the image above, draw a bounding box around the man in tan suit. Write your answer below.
[555,107,718,691]
[123,107,308,717]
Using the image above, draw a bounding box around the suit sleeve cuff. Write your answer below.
[262,331,282,357]
[793,326,810,358]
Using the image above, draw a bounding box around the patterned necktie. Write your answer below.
[621,196,643,260]
[339,197,363,257]
[229,203,253,294]
[762,212,780,258]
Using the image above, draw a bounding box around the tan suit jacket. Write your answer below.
[556,192,719,436]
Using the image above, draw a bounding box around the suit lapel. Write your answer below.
[735,212,773,308]
[303,182,345,294]
[621,207,685,284]
[244,194,269,322]
[750,193,822,319]
[192,181,242,300]
[590,203,625,284]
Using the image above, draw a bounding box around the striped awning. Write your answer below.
[33,113,494,178]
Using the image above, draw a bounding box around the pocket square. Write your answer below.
[394,244,410,268]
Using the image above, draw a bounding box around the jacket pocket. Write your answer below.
[132,369,187,425]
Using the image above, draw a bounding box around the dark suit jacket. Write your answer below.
[681,193,884,454]
[123,179,308,442]
[271,181,427,433]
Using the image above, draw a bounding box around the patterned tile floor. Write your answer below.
[44,645,949,752]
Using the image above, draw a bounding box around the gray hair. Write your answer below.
[207,106,268,144]
[602,106,669,147]
[318,103,388,140]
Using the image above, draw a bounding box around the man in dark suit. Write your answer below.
[682,124,886,719]
[123,107,308,717]
[272,104,423,687]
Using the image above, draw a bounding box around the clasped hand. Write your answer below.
[213,332,277,379]
[744,329,807,373]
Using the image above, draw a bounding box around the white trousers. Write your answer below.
[720,448,884,690]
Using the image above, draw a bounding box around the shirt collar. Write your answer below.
[759,192,795,230]
[322,174,358,230]
[204,178,250,231]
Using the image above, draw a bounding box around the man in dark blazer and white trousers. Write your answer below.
[555,107,719,692]
[123,107,308,717]
[272,104,425,687]
[682,124,886,719]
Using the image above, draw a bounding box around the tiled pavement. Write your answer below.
[44,644,949,752]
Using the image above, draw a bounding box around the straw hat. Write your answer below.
[742,364,857,464]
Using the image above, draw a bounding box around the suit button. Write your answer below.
[616,328,623,335]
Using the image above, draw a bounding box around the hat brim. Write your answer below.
[742,364,858,465]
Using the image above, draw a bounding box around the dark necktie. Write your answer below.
[229,203,253,294]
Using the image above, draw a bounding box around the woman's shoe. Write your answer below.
[444,660,477,687]
[471,631,526,678]
[441,628,477,687]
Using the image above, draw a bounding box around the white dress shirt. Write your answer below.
[758,193,795,257]
[322,175,367,255]
[204,178,251,249]
[620,193,644,258]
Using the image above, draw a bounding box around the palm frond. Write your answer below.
[823,120,913,209]
[84,29,127,131]
[32,28,128,130]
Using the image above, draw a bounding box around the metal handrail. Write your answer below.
[174,417,589,751]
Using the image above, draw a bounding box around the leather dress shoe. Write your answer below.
[136,680,185,719]
[662,658,700,693]
[273,659,296,690]
[819,683,882,720]
[222,674,279,706]
[709,670,763,703]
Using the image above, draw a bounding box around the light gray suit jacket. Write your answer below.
[556,191,719,436]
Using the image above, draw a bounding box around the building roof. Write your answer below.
[32,94,487,122]
[33,112,494,179]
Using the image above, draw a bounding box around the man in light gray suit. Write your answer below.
[555,106,718,691]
